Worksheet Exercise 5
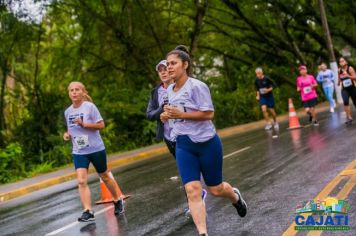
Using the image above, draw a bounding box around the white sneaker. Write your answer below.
[273,122,279,130]
[265,123,273,130]
[330,107,334,113]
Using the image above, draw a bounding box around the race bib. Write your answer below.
[74,135,89,150]
[259,88,267,94]
[168,104,185,126]
[303,86,312,94]
[343,79,352,87]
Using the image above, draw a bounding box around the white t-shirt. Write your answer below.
[167,77,216,143]
[64,101,105,154]
[157,85,173,141]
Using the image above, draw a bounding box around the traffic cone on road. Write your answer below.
[287,98,302,130]
[96,171,130,205]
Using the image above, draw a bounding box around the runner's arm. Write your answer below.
[146,94,163,121]
[165,106,214,121]
[75,118,105,130]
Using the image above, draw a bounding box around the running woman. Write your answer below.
[255,67,279,130]
[146,55,207,216]
[296,65,319,126]
[160,48,247,235]
[337,57,356,124]
[316,62,336,112]
[146,59,176,155]
[63,81,124,222]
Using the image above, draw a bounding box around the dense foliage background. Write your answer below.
[0,0,355,183]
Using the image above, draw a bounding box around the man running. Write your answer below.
[255,67,279,130]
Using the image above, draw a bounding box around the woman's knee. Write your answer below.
[77,177,88,187]
[98,171,111,182]
[185,182,202,200]
[207,183,224,197]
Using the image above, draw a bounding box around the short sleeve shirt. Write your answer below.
[64,101,105,154]
[255,76,274,97]
[167,78,216,143]
[297,75,318,101]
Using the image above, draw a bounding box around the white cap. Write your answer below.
[155,60,167,71]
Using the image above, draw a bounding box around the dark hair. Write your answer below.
[339,57,347,63]
[167,45,192,76]
[175,45,190,54]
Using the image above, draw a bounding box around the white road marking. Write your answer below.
[45,206,113,236]
[46,146,251,235]
[223,146,251,159]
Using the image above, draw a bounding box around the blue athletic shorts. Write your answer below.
[175,135,223,186]
[259,95,275,108]
[72,149,107,173]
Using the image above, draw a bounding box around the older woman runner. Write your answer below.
[161,48,247,235]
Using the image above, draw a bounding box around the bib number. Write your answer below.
[343,79,352,87]
[168,104,185,126]
[259,88,267,94]
[74,135,89,150]
[303,86,312,94]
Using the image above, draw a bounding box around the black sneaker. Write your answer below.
[313,120,319,126]
[78,210,95,222]
[232,187,247,217]
[114,199,124,215]
[345,118,353,125]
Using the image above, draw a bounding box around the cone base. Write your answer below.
[287,126,303,130]
[95,194,131,205]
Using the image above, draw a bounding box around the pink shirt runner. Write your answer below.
[297,75,318,101]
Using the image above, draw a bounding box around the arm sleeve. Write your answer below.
[90,104,104,123]
[316,73,322,82]
[146,92,163,121]
[192,83,214,111]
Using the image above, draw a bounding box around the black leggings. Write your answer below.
[164,138,176,158]
[342,87,356,106]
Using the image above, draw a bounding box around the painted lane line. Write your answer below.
[223,146,251,159]
[46,146,251,235]
[45,206,114,236]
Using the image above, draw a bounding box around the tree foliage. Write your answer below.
[0,0,355,183]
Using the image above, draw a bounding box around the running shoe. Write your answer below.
[232,187,247,217]
[78,210,95,222]
[345,118,353,125]
[184,207,191,217]
[114,199,124,215]
[273,122,279,130]
[264,123,272,130]
[202,189,207,204]
[313,120,319,126]
[330,107,334,113]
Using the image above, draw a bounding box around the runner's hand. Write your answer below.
[63,132,71,141]
[256,95,260,101]
[74,117,85,127]
[165,106,183,119]
[160,112,169,123]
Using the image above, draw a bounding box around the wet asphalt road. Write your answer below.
[0,108,355,236]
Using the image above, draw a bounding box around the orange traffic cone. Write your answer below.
[287,98,302,130]
[96,171,130,205]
